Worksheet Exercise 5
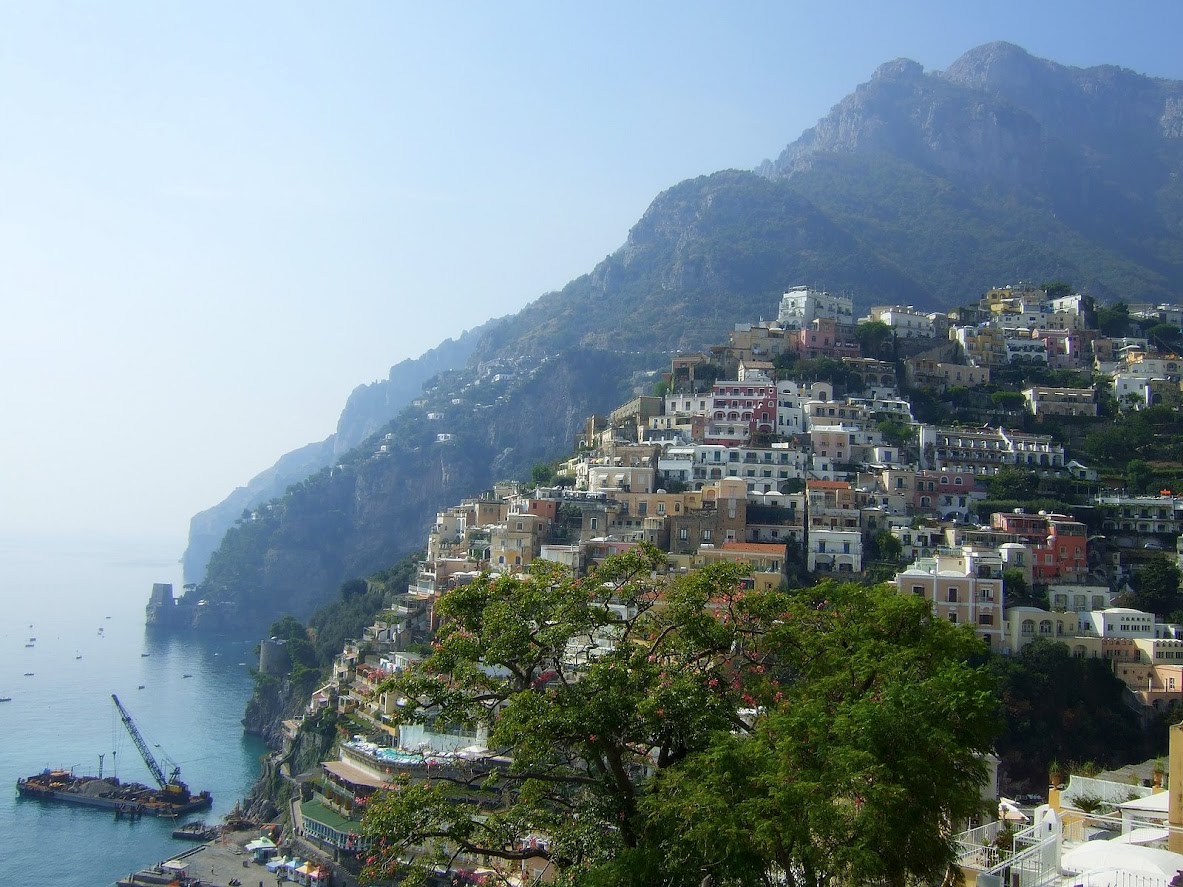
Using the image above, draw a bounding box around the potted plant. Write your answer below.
[1049,759,1063,786]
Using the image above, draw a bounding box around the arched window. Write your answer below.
[1039,620,1053,635]
[1021,619,1035,636]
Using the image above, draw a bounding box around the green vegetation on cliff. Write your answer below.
[189,350,641,629]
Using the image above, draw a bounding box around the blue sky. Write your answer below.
[1,1,1180,543]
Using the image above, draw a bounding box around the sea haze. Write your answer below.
[0,533,266,887]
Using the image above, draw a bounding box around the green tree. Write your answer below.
[854,320,893,360]
[1131,558,1183,617]
[989,641,1145,787]
[1002,568,1032,607]
[1041,281,1073,299]
[1096,301,1130,337]
[987,467,1039,501]
[1126,459,1153,495]
[267,615,319,674]
[340,577,368,599]
[362,546,998,886]
[867,529,904,564]
[875,416,915,449]
[530,462,557,486]
[991,390,1027,412]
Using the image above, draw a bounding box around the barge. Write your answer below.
[15,694,212,819]
[17,769,212,817]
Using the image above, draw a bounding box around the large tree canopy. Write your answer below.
[362,545,999,886]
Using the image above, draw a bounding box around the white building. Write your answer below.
[663,392,712,417]
[1005,338,1048,363]
[1084,607,1156,639]
[1113,373,1153,409]
[776,380,833,435]
[808,528,862,574]
[873,305,935,338]
[777,286,854,330]
[1048,585,1116,613]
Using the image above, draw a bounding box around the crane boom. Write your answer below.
[111,693,181,790]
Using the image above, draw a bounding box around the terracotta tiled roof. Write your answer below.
[720,542,786,553]
[806,480,851,490]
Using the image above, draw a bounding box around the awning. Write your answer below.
[322,759,389,789]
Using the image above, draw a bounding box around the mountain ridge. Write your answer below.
[179,43,1183,622]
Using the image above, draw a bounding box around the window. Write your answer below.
[702,529,712,542]
[678,528,688,541]
[947,588,958,603]
[912,585,925,596]
[818,541,826,553]
[948,612,958,624]
[589,518,598,530]
[978,614,993,626]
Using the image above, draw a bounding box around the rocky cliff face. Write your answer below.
[241,679,337,822]
[756,44,1183,303]
[182,349,638,629]
[185,43,1183,629]
[183,326,489,584]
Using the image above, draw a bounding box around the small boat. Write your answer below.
[23,673,34,677]
[0,697,12,702]
[75,655,82,660]
[137,685,145,689]
[140,653,150,658]
[171,820,219,841]
[28,637,36,642]
[182,674,192,679]
[24,643,34,648]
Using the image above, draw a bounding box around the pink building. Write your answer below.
[789,317,861,361]
[710,382,777,436]
[990,511,1088,582]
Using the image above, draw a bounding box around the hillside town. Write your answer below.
[273,285,1183,885]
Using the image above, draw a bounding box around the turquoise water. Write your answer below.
[0,533,267,886]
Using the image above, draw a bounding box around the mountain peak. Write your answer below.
[872,57,925,81]
[943,41,1053,90]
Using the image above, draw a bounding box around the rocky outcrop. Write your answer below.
[183,327,489,585]
[241,679,339,823]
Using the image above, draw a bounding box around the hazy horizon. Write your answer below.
[2,1,1181,546]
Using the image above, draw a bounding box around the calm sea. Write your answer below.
[0,533,267,886]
